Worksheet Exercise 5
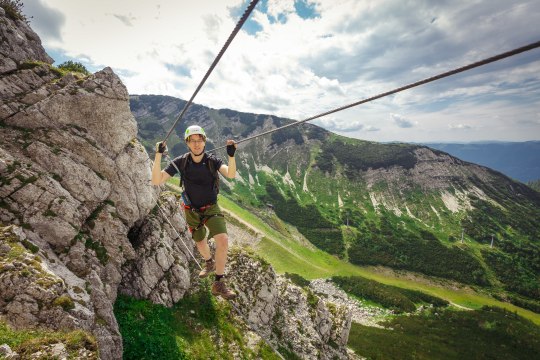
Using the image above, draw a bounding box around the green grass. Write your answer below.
[217,194,540,325]
[348,306,540,360]
[115,286,281,360]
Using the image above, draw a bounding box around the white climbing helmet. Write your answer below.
[184,125,206,141]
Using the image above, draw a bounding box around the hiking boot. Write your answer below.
[199,259,215,278]
[211,280,237,300]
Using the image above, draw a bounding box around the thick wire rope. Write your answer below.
[210,39,540,152]
[163,0,260,142]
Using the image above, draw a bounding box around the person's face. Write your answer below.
[187,134,206,154]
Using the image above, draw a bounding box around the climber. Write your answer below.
[151,125,237,300]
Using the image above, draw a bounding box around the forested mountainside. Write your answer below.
[131,94,540,311]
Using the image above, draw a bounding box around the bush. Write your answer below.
[0,0,29,22]
[53,295,75,311]
[482,249,539,300]
[284,272,310,288]
[58,60,90,75]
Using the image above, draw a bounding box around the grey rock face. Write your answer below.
[227,250,352,359]
[119,192,193,307]
[310,278,390,328]
[0,10,53,75]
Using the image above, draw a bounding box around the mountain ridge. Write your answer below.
[422,141,540,182]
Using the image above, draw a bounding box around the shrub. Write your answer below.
[284,272,310,288]
[53,295,75,311]
[0,0,29,23]
[57,60,90,76]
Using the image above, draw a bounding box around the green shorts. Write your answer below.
[184,203,227,242]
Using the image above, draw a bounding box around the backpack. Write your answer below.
[177,152,220,194]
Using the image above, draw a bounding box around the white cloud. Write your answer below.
[313,117,364,132]
[21,0,540,143]
[365,125,380,132]
[266,0,296,19]
[391,113,416,128]
[449,124,473,130]
[23,0,65,41]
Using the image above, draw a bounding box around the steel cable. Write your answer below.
[163,0,260,142]
[210,40,540,152]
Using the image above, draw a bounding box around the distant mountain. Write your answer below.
[131,94,540,310]
[422,142,540,183]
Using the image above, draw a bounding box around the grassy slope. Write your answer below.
[216,194,540,325]
[347,307,540,360]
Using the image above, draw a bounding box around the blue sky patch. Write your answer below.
[47,49,101,73]
[229,0,265,35]
[165,63,191,77]
[295,0,319,20]
[231,0,319,35]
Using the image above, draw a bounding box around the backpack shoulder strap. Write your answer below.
[178,152,190,188]
[205,153,221,194]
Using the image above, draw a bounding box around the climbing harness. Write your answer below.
[183,203,215,212]
[209,39,540,152]
[163,0,260,142]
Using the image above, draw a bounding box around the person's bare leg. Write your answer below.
[211,233,236,299]
[195,238,212,260]
[213,233,228,275]
[196,238,214,278]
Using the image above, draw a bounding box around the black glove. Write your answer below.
[226,144,236,157]
[156,141,167,154]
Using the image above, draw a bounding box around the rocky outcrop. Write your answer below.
[0,7,53,74]
[119,192,193,307]
[310,278,390,327]
[0,7,160,358]
[227,250,352,359]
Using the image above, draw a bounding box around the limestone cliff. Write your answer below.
[0,7,352,359]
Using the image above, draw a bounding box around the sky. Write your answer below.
[21,0,540,143]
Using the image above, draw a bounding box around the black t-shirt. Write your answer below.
[164,153,223,208]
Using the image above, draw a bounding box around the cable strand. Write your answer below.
[210,40,540,152]
[164,0,260,141]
